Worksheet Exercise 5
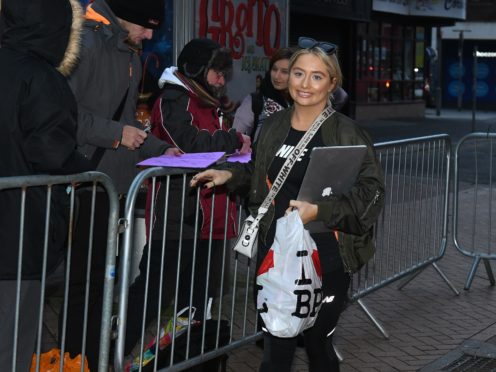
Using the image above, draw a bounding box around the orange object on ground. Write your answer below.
[30,348,90,372]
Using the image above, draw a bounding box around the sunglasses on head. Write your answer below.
[298,37,337,55]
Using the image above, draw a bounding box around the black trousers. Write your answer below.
[124,238,225,355]
[60,190,112,371]
[259,266,351,372]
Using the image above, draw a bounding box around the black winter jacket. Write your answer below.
[0,0,92,279]
[224,108,385,273]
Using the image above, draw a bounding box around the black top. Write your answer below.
[265,127,342,274]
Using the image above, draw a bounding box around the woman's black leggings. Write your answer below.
[259,266,351,372]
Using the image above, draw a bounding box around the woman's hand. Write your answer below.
[286,200,318,225]
[190,169,233,189]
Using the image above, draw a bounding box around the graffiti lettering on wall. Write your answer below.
[198,0,283,59]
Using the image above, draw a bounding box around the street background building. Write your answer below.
[439,1,496,111]
[121,0,496,121]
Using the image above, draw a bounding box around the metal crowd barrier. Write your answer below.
[115,167,260,372]
[349,134,459,338]
[7,133,488,371]
[453,133,496,290]
[0,172,119,372]
[114,134,462,370]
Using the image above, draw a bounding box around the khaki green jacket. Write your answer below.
[224,107,385,273]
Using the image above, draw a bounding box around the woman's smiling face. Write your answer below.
[288,53,336,109]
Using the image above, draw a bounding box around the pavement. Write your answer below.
[228,246,496,372]
[226,108,496,372]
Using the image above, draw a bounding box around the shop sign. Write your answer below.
[372,0,466,19]
[443,40,496,106]
[476,51,496,58]
[290,0,371,21]
[195,0,289,102]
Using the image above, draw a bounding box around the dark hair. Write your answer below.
[269,47,295,71]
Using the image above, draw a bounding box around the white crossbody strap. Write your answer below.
[256,105,336,217]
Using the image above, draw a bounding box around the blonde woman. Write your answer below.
[191,37,384,371]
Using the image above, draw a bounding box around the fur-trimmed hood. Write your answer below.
[0,0,82,76]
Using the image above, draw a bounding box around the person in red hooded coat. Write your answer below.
[124,38,251,355]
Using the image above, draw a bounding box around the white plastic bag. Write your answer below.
[256,210,323,338]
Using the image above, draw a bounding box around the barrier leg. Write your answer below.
[432,262,460,295]
[357,299,389,339]
[483,258,495,286]
[464,256,481,290]
[397,267,425,290]
[397,263,458,295]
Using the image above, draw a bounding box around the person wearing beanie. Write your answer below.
[62,0,179,370]
[122,38,251,356]
[176,38,234,98]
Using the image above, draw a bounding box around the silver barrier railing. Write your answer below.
[453,133,496,290]
[114,135,459,370]
[115,167,260,372]
[0,171,119,372]
[349,134,459,338]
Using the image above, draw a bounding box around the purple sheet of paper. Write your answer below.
[226,152,251,163]
[137,152,225,168]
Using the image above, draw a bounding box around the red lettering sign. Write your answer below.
[198,0,282,59]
